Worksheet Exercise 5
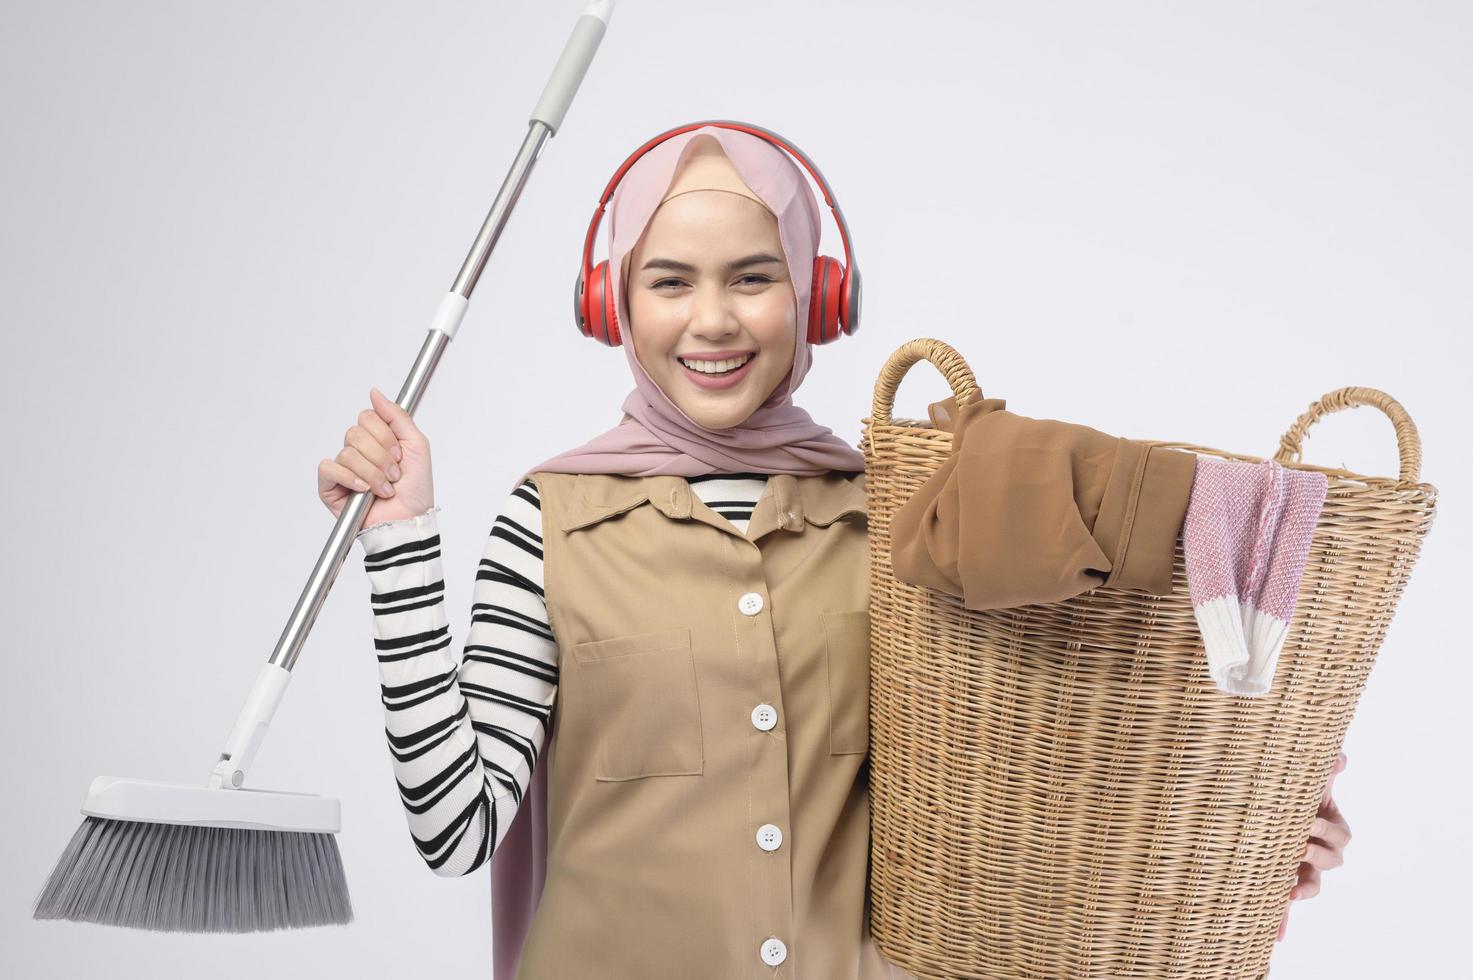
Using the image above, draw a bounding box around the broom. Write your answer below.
[31,0,619,933]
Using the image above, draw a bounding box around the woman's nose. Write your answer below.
[688,283,740,338]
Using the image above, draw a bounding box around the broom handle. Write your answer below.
[209,1,619,792]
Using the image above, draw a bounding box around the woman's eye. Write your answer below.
[650,275,770,289]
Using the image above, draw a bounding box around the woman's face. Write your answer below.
[626,190,797,430]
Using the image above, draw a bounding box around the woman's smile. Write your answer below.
[677,350,758,390]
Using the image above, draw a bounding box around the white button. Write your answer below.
[751,704,777,731]
[760,937,787,966]
[738,592,764,615]
[756,823,783,851]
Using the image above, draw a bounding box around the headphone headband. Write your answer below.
[575,119,861,346]
[580,119,856,284]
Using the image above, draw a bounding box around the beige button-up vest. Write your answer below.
[515,469,912,978]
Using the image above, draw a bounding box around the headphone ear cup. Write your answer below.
[807,255,847,345]
[840,263,860,337]
[600,261,622,347]
[579,260,622,346]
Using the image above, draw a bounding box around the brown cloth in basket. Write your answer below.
[889,394,1197,610]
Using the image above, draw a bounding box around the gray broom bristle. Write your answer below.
[32,816,353,932]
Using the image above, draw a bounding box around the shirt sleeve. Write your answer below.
[354,478,556,877]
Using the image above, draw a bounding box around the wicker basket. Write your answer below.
[860,338,1438,980]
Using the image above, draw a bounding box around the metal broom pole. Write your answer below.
[32,0,619,933]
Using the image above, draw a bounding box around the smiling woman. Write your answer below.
[343,121,904,979]
[625,136,800,428]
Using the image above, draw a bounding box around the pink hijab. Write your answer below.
[492,125,863,977]
[516,124,865,481]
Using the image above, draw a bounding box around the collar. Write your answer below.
[557,470,868,542]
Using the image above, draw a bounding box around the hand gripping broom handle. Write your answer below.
[207,1,619,792]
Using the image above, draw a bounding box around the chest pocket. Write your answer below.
[571,625,705,781]
[822,609,871,755]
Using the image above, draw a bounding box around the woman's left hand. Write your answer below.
[1277,751,1351,942]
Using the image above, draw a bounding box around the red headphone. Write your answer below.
[573,119,861,348]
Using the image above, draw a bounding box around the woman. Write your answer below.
[317,125,1351,976]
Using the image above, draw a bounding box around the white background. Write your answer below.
[3,1,1467,977]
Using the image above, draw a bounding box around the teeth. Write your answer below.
[680,353,753,374]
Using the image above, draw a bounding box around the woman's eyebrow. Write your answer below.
[641,253,784,273]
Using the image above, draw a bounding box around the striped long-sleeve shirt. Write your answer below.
[354,473,771,877]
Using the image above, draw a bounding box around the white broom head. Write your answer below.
[33,775,351,932]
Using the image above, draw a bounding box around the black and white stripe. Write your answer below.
[357,473,768,877]
[684,471,770,531]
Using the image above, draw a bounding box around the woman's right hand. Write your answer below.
[318,386,435,525]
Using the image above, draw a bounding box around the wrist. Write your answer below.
[357,503,440,540]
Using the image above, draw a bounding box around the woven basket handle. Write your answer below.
[872,338,983,426]
[1273,386,1423,483]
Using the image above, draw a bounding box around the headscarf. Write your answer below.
[493,125,862,978]
[517,124,865,482]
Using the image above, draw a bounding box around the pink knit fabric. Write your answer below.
[1182,456,1329,696]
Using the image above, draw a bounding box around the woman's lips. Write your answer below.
[679,352,757,391]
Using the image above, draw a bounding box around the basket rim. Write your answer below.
[1143,439,1438,493]
[867,338,1431,490]
[860,416,1439,495]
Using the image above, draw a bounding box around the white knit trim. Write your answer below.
[1243,601,1290,695]
[1193,594,1289,697]
[356,502,442,540]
